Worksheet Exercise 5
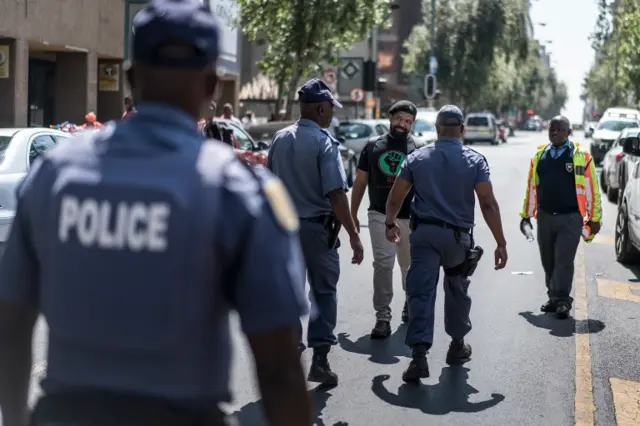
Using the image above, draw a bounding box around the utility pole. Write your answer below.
[364,28,378,119]
[428,0,436,108]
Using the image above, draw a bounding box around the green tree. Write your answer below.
[237,0,392,119]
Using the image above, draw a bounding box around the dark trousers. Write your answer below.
[536,210,583,306]
[297,221,340,349]
[31,391,231,426]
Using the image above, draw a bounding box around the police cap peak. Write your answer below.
[131,0,219,69]
[436,105,464,126]
[388,101,417,119]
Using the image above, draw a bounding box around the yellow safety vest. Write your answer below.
[520,141,602,241]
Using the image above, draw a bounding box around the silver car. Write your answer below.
[337,120,388,157]
[0,128,73,250]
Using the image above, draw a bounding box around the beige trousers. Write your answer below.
[367,211,411,321]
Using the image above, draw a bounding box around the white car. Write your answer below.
[337,120,389,157]
[411,118,438,147]
[0,128,73,249]
[590,117,640,164]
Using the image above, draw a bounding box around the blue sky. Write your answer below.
[529,0,599,123]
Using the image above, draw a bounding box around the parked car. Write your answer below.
[590,116,640,164]
[216,119,269,166]
[463,112,500,145]
[615,136,640,263]
[411,118,438,147]
[0,128,74,250]
[608,128,640,206]
[337,120,388,157]
[246,120,358,187]
[523,118,543,131]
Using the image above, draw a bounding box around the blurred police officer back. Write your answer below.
[267,78,364,387]
[0,1,312,426]
[384,105,508,383]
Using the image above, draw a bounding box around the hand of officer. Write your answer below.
[386,224,401,243]
[350,235,364,265]
[494,245,508,270]
[588,220,601,235]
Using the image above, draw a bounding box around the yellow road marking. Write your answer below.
[597,279,640,303]
[610,378,640,425]
[592,234,615,246]
[574,242,595,426]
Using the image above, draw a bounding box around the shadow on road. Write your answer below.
[337,324,410,365]
[232,385,347,426]
[518,311,605,337]
[371,367,505,415]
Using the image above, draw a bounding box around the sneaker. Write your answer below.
[445,339,472,365]
[371,320,392,339]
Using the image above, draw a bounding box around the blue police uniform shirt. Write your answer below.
[398,136,490,228]
[542,139,573,159]
[267,119,348,218]
[0,103,307,404]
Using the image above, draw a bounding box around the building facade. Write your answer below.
[0,0,240,128]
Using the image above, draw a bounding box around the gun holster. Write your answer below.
[324,215,342,249]
[409,215,418,231]
[444,246,484,278]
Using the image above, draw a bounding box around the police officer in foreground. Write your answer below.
[350,101,418,339]
[267,78,364,387]
[0,1,312,425]
[385,105,508,383]
[520,116,601,319]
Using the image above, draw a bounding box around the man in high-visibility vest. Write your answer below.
[520,116,602,319]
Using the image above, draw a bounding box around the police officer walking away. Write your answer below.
[520,116,602,319]
[0,1,312,425]
[385,105,508,383]
[350,101,418,338]
[268,78,364,387]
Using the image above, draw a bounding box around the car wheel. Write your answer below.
[347,158,357,187]
[600,170,608,194]
[615,203,640,263]
[607,185,618,203]
[491,139,499,145]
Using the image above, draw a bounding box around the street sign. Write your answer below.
[351,88,365,102]
[429,56,438,74]
[424,74,437,99]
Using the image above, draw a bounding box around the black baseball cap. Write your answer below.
[131,0,219,69]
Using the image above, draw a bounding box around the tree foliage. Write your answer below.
[584,0,640,110]
[403,0,566,118]
[237,0,392,119]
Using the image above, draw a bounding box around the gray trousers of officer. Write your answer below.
[297,220,340,348]
[536,210,583,305]
[405,223,472,346]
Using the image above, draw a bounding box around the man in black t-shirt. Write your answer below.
[350,101,418,338]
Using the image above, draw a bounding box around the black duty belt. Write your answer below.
[300,215,329,224]
[417,217,472,234]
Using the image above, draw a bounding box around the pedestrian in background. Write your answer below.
[122,96,137,119]
[221,102,242,125]
[350,100,418,339]
[520,115,601,319]
[385,105,508,383]
[267,78,364,387]
[0,1,312,425]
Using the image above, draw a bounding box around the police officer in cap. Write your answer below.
[268,78,364,387]
[0,1,312,425]
[350,100,418,338]
[385,105,508,383]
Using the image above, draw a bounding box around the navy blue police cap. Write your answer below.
[131,0,219,69]
[436,105,464,126]
[298,79,343,108]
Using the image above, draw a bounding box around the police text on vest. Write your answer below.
[58,196,170,252]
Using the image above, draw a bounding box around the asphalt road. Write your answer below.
[19,130,640,426]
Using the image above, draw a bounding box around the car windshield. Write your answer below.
[0,135,13,164]
[467,116,489,126]
[597,120,640,131]
[413,119,434,133]
[338,123,372,139]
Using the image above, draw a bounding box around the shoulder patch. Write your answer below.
[262,178,299,232]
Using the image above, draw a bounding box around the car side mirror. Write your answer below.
[256,141,269,150]
[623,138,640,155]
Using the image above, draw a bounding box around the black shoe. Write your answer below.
[556,303,571,319]
[401,301,409,323]
[402,344,430,383]
[445,339,472,365]
[307,348,338,386]
[540,300,557,313]
[371,320,392,339]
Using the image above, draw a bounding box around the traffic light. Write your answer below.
[363,60,376,92]
[424,74,436,99]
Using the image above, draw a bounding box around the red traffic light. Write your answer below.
[527,109,534,115]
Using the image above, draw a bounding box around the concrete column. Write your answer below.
[0,38,29,127]
[54,51,98,124]
[97,58,124,121]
